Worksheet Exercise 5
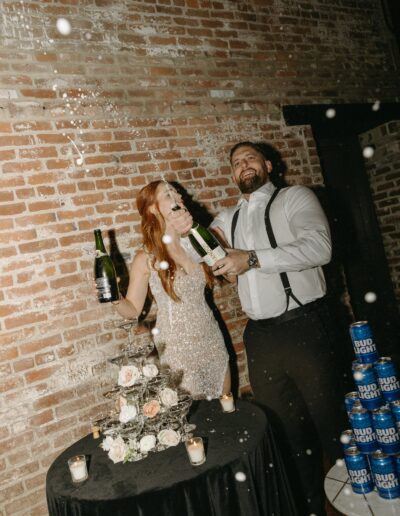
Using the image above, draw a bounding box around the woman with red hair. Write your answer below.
[113,180,231,399]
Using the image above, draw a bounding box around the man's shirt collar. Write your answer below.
[237,181,276,207]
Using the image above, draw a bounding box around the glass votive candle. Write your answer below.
[91,420,100,439]
[68,455,88,483]
[219,392,235,413]
[185,437,206,466]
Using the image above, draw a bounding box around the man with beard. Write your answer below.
[209,141,346,516]
[168,141,346,515]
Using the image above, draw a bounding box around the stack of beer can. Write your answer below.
[342,321,400,499]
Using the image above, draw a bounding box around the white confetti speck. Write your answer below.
[325,108,336,119]
[362,146,374,159]
[353,371,364,381]
[306,449,312,455]
[162,234,172,244]
[372,100,380,111]
[340,433,351,444]
[56,18,72,36]
[235,472,246,482]
[364,291,377,303]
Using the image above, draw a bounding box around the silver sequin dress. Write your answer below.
[149,264,229,399]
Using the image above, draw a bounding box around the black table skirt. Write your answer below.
[46,400,298,516]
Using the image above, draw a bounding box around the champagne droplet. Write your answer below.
[56,18,72,35]
[162,234,172,244]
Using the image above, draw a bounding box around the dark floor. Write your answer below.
[326,500,343,515]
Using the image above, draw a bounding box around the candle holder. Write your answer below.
[68,455,88,483]
[219,392,235,413]
[185,437,206,466]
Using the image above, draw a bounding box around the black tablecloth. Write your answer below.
[46,400,297,516]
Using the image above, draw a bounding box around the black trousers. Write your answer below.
[244,298,348,516]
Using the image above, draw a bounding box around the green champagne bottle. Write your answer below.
[187,222,226,267]
[94,229,119,303]
[171,204,226,266]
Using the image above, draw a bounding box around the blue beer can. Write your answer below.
[370,450,400,499]
[391,400,400,432]
[374,357,400,402]
[344,446,374,494]
[340,429,356,451]
[349,321,379,363]
[344,391,361,418]
[353,362,383,410]
[372,407,400,454]
[349,406,378,453]
[395,453,400,478]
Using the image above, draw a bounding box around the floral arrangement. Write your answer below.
[96,351,193,464]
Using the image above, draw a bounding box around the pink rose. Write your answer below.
[143,399,160,418]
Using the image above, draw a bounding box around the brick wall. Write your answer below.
[0,0,399,514]
[360,121,400,306]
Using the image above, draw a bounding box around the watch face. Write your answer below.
[248,252,258,268]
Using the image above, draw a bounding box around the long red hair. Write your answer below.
[136,180,213,301]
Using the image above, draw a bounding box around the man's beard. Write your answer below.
[238,173,265,194]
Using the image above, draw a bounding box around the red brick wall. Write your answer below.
[360,121,400,306]
[0,1,399,514]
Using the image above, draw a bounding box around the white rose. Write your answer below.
[101,435,114,452]
[139,434,156,453]
[160,387,178,407]
[118,365,141,387]
[119,404,137,424]
[157,428,180,447]
[108,436,127,463]
[142,364,159,378]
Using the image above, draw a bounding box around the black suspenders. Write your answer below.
[231,188,303,312]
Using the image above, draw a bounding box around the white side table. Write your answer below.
[324,462,400,515]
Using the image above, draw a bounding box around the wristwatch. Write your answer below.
[247,250,259,269]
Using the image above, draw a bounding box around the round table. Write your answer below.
[46,400,297,516]
[324,463,400,515]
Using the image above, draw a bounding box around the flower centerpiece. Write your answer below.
[96,323,194,464]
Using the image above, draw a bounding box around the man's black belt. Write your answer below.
[251,297,326,327]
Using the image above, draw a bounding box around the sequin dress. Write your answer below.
[149,264,229,399]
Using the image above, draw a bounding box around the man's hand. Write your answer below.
[212,248,251,277]
[166,204,193,236]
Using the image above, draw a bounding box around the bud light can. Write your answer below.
[374,357,400,403]
[344,391,361,418]
[340,429,356,451]
[349,406,378,453]
[372,407,400,455]
[344,446,374,494]
[395,453,400,477]
[392,400,400,432]
[353,362,383,410]
[349,321,379,363]
[370,450,400,499]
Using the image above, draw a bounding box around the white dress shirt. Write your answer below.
[211,182,332,320]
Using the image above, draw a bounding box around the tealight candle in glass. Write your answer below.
[219,392,235,413]
[185,437,206,466]
[91,420,100,439]
[68,455,88,483]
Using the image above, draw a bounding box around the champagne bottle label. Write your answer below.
[95,277,114,300]
[190,230,225,266]
[202,247,226,267]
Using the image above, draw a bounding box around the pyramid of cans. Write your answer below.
[342,320,400,499]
